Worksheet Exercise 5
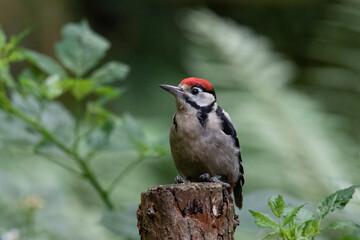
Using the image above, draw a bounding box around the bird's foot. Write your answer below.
[199,173,231,189]
[175,175,189,184]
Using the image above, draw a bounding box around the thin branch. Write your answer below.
[35,150,83,177]
[107,154,146,194]
[7,105,114,210]
[72,100,82,152]
[71,123,97,151]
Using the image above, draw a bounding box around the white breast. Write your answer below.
[169,110,240,183]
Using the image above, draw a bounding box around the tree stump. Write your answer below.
[137,183,239,240]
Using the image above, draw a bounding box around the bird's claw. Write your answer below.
[199,173,231,189]
[175,175,189,184]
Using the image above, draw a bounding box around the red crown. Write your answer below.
[180,77,213,92]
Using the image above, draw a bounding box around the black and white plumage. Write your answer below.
[160,77,244,209]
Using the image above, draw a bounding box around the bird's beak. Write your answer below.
[159,84,184,98]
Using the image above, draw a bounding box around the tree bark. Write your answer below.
[137,183,239,240]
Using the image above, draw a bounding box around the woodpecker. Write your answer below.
[160,77,244,209]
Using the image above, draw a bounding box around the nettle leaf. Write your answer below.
[294,207,314,225]
[90,61,129,84]
[302,220,319,238]
[55,20,110,77]
[323,221,358,231]
[268,195,285,218]
[25,49,67,78]
[283,204,305,227]
[318,185,360,219]
[279,228,291,239]
[263,231,278,239]
[249,210,278,230]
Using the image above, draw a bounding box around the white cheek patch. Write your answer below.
[195,92,215,107]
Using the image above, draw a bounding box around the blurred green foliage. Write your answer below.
[250,186,360,239]
[0,0,360,240]
[0,21,165,239]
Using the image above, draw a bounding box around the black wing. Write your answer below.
[215,107,244,185]
[216,106,244,209]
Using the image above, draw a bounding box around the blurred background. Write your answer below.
[0,0,359,239]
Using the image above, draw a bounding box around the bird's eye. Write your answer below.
[192,88,199,95]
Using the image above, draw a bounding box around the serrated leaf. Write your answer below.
[283,204,305,226]
[90,61,129,84]
[280,228,291,238]
[55,20,110,77]
[263,231,278,239]
[268,195,285,218]
[26,49,67,78]
[323,221,358,231]
[249,210,278,230]
[302,219,319,238]
[294,207,314,225]
[318,185,360,219]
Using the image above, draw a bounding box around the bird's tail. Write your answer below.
[233,179,243,209]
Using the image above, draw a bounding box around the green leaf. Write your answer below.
[279,228,291,239]
[90,61,129,84]
[294,207,314,225]
[283,204,305,226]
[26,49,67,77]
[62,78,95,100]
[19,77,41,98]
[249,210,278,230]
[3,29,29,54]
[87,102,118,125]
[268,195,285,218]
[8,48,27,62]
[339,236,360,240]
[302,220,320,238]
[263,231,278,239]
[18,67,45,83]
[318,185,360,219]
[322,221,358,231]
[55,20,110,77]
[95,87,124,105]
[42,74,63,99]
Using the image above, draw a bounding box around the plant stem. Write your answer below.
[107,154,145,194]
[72,100,82,152]
[7,106,114,210]
[35,150,83,177]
